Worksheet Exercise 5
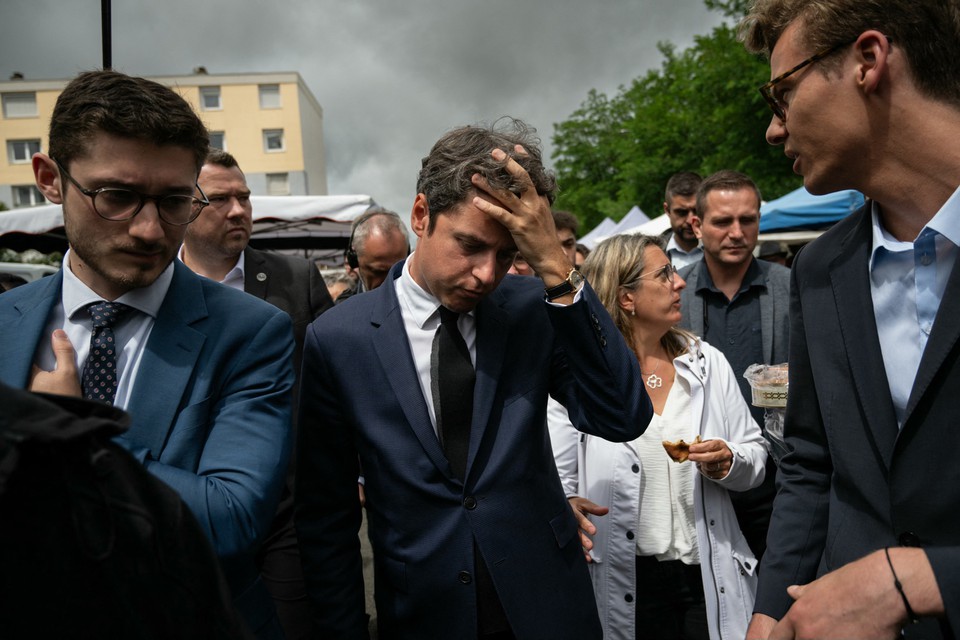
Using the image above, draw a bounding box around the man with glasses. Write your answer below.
[677,169,790,564]
[181,149,332,640]
[740,1,960,638]
[0,70,295,640]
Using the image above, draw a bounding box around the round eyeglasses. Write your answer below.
[55,159,209,226]
[638,262,678,285]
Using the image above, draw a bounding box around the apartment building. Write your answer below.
[0,70,327,209]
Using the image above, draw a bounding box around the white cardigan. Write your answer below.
[549,339,769,640]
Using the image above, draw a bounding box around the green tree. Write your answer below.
[552,20,800,231]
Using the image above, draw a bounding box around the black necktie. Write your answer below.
[434,306,475,480]
[82,301,131,405]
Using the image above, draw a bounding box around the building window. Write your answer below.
[263,129,285,152]
[259,84,281,109]
[209,131,226,150]
[266,173,289,196]
[12,185,45,207]
[199,86,221,111]
[7,139,41,164]
[2,92,38,118]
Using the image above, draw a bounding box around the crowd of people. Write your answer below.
[1,0,959,638]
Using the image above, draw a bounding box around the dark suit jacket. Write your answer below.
[243,247,332,374]
[0,261,295,636]
[0,385,254,640]
[295,264,652,639]
[754,204,960,638]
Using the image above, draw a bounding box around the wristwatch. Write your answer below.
[544,268,585,301]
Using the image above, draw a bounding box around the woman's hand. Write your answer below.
[689,438,733,480]
[568,496,609,562]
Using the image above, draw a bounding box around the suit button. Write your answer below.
[631,464,640,473]
[458,571,472,584]
[744,561,751,570]
[463,496,477,510]
[719,587,725,594]
[626,531,635,540]
[600,336,607,347]
[624,593,634,603]
[899,532,921,547]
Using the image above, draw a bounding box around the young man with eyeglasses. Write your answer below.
[0,70,295,640]
[676,169,790,565]
[740,1,960,638]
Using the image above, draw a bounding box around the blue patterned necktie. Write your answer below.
[82,301,131,405]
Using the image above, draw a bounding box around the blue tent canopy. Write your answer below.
[759,186,865,232]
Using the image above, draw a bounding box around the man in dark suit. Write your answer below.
[181,149,333,639]
[0,70,294,640]
[740,1,960,637]
[296,120,652,639]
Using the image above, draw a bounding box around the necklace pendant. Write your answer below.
[646,373,663,389]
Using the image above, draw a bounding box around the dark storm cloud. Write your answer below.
[0,0,724,215]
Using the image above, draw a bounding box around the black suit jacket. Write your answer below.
[754,204,960,638]
[243,248,333,370]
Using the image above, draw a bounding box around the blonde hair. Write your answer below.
[581,233,697,359]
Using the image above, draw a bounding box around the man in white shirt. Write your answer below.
[663,171,704,269]
[181,150,332,640]
[295,119,652,639]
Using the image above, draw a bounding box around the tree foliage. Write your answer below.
[552,21,801,231]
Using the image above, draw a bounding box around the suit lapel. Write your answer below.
[0,273,63,388]
[829,207,900,465]
[242,248,269,300]
[370,266,451,475]
[903,246,960,423]
[467,290,509,482]
[124,263,207,455]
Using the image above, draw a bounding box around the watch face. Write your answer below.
[569,270,585,288]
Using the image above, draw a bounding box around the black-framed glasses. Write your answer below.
[759,39,854,122]
[55,159,209,226]
[638,262,678,285]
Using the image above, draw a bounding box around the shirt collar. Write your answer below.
[176,244,245,286]
[694,256,764,295]
[396,253,475,329]
[869,185,960,268]
[63,248,174,321]
[666,234,701,255]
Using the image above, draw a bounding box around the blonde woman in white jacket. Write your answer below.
[549,234,768,640]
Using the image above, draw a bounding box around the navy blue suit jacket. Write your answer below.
[0,261,295,634]
[754,204,960,638]
[295,264,651,639]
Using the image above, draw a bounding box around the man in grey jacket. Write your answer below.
[678,169,790,561]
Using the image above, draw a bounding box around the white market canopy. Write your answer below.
[0,195,379,257]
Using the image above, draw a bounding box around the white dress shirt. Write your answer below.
[36,249,173,409]
[177,246,245,291]
[870,187,960,426]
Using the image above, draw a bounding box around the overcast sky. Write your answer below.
[1,0,725,217]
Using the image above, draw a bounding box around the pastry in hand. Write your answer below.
[662,435,703,463]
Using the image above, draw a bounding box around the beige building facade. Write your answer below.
[0,70,327,209]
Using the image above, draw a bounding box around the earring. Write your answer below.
[630,309,635,317]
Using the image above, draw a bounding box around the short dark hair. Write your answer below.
[49,70,209,173]
[416,118,557,231]
[552,210,579,235]
[664,171,703,203]
[696,170,762,220]
[739,0,960,107]
[204,149,241,171]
